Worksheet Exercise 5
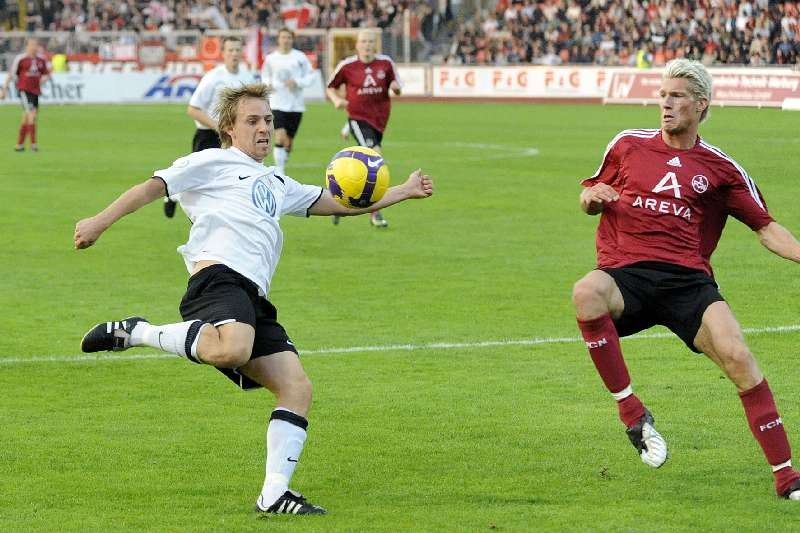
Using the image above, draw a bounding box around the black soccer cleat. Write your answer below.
[81,316,148,353]
[626,408,668,468]
[164,198,177,218]
[256,490,326,515]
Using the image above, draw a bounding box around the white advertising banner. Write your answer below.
[396,65,427,96]
[605,68,800,108]
[431,66,618,98]
[0,70,326,104]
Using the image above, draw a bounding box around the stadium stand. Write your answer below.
[1,0,797,65]
[448,0,799,66]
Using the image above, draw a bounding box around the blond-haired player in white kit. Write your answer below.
[261,27,316,176]
[74,83,434,515]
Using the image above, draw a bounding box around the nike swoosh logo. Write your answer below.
[238,175,251,180]
[287,457,299,463]
[366,158,383,168]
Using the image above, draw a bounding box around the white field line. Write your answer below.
[3,324,800,366]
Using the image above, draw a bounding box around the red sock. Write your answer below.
[29,123,36,144]
[577,314,644,427]
[739,379,800,494]
[17,124,27,145]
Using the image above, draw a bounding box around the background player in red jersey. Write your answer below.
[1,38,50,152]
[326,29,401,228]
[572,58,800,499]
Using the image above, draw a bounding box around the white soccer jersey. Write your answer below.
[261,49,315,112]
[154,147,323,296]
[188,65,259,129]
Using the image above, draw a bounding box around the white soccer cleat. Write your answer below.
[626,409,668,468]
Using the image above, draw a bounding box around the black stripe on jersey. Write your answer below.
[152,176,170,197]
[306,187,324,218]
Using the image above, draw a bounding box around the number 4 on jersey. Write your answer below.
[652,172,682,198]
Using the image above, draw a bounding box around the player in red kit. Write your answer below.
[326,29,401,228]
[572,59,800,499]
[1,38,50,152]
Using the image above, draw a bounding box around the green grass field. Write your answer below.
[1,100,799,531]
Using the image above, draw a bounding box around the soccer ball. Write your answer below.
[325,146,390,208]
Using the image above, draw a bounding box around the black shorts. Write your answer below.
[348,119,383,149]
[20,91,39,111]
[602,261,725,353]
[192,128,221,152]
[179,264,297,389]
[273,110,303,139]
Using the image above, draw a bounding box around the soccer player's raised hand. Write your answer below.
[404,169,434,199]
[581,183,619,214]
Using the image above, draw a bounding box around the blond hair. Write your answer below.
[215,83,271,148]
[662,58,713,122]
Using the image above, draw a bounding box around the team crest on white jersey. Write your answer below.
[667,156,682,167]
[252,179,277,216]
[691,174,709,194]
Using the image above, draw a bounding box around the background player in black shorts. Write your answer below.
[261,27,315,177]
[1,38,49,152]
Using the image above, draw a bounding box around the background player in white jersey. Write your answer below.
[74,83,433,515]
[261,27,316,176]
[163,36,257,219]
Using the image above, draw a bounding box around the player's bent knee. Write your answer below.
[203,345,251,368]
[572,277,603,309]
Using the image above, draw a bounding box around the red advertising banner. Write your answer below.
[605,69,800,108]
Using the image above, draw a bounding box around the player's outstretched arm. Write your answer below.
[74,178,166,249]
[308,169,433,217]
[757,222,800,263]
[580,183,619,215]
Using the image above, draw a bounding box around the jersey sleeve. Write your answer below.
[280,175,324,217]
[153,152,217,197]
[296,52,316,88]
[582,135,623,187]
[386,58,400,86]
[724,166,774,231]
[327,61,346,89]
[189,71,214,109]
[261,57,273,86]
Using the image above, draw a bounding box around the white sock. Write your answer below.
[258,408,308,508]
[273,146,288,176]
[130,320,206,362]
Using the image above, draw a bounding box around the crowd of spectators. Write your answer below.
[3,0,419,33]
[2,0,798,65]
[448,0,800,66]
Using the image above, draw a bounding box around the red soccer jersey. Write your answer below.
[582,129,774,276]
[327,54,400,133]
[10,53,50,95]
